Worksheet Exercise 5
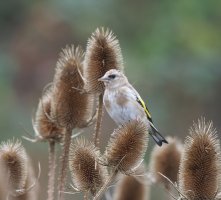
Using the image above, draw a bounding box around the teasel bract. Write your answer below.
[178,118,221,200]
[69,138,107,198]
[150,137,183,189]
[51,45,94,200]
[84,27,124,148]
[93,120,148,200]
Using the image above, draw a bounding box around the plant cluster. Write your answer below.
[0,28,220,200]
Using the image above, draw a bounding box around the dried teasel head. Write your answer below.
[104,120,148,174]
[150,137,183,189]
[69,138,107,196]
[178,118,221,200]
[51,45,94,129]
[84,27,124,94]
[33,88,64,142]
[113,175,149,200]
[10,159,39,200]
[114,165,150,200]
[0,140,28,192]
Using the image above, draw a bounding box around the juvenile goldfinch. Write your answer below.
[98,69,168,146]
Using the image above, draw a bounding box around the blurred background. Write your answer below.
[0,0,220,199]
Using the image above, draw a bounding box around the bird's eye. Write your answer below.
[108,74,116,79]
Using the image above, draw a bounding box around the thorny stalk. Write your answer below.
[93,94,104,148]
[58,128,72,200]
[47,141,56,200]
[84,191,89,200]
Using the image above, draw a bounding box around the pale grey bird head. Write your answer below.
[98,69,128,89]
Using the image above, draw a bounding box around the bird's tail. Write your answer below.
[149,124,168,146]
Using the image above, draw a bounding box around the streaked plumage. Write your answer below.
[99,69,168,146]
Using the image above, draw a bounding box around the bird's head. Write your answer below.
[98,69,128,89]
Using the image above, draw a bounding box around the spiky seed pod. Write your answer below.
[179,119,221,200]
[84,27,124,93]
[69,138,107,196]
[114,165,150,200]
[150,137,183,189]
[0,140,28,192]
[34,88,64,142]
[105,120,148,173]
[113,175,149,200]
[10,159,39,200]
[51,45,93,129]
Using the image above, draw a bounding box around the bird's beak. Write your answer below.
[98,76,109,82]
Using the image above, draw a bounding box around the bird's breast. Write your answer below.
[103,91,127,124]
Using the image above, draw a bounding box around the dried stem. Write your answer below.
[47,141,56,200]
[58,128,72,200]
[84,191,89,200]
[93,94,104,148]
[93,169,118,200]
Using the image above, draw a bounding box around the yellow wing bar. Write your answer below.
[136,96,152,122]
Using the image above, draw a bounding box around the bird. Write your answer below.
[98,69,168,146]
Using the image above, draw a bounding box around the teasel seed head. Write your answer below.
[84,27,124,94]
[113,175,149,200]
[0,140,28,192]
[114,164,150,200]
[150,137,183,189]
[69,138,108,196]
[104,120,148,174]
[51,45,94,129]
[178,118,221,200]
[10,159,39,200]
[33,88,64,142]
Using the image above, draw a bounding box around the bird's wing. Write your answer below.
[123,85,153,123]
[136,95,153,123]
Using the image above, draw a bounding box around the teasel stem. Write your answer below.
[93,94,104,148]
[84,191,89,200]
[47,141,56,200]
[93,169,118,200]
[58,128,72,200]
